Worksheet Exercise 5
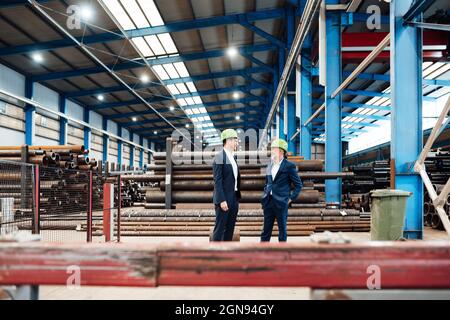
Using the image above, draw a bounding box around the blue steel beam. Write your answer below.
[102,118,109,163]
[139,136,144,168]
[278,48,286,140]
[403,0,436,23]
[107,105,259,121]
[240,52,275,73]
[83,108,91,156]
[242,73,273,92]
[286,6,297,153]
[117,125,123,168]
[122,109,257,128]
[139,119,261,135]
[127,8,287,38]
[24,78,34,145]
[0,9,285,56]
[64,67,269,98]
[313,99,391,111]
[325,0,342,205]
[238,19,285,48]
[300,33,313,159]
[58,94,67,145]
[183,97,262,111]
[88,87,266,111]
[129,142,134,168]
[147,43,277,66]
[312,125,368,133]
[392,0,424,239]
[315,86,436,101]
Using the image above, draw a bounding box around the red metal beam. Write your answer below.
[342,30,447,47]
[312,30,448,62]
[342,50,445,63]
[0,242,450,289]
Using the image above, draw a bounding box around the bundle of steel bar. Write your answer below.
[0,145,99,171]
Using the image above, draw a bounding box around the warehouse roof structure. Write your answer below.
[0,0,447,150]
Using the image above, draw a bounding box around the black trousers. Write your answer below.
[212,192,239,241]
[261,197,288,242]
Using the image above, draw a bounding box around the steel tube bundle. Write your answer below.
[146,190,320,204]
[0,145,97,171]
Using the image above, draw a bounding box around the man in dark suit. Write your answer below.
[211,129,241,241]
[261,139,302,242]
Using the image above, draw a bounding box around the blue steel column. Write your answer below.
[278,48,286,140]
[102,118,109,163]
[390,0,423,239]
[24,78,35,145]
[58,94,67,145]
[300,33,313,159]
[139,136,144,168]
[324,1,342,205]
[286,7,297,153]
[83,108,91,156]
[129,136,134,168]
[117,125,123,168]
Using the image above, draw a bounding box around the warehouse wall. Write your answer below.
[0,63,148,169]
[0,64,26,145]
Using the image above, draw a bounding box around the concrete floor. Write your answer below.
[37,228,449,300]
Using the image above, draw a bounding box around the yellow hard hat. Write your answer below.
[271,138,288,152]
[220,128,238,141]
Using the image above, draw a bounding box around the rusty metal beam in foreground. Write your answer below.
[0,242,449,289]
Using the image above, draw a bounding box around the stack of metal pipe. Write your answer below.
[0,145,98,171]
[79,208,370,237]
[135,151,355,208]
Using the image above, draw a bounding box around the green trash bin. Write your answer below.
[369,189,412,241]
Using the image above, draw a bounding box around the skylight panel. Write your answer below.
[152,65,170,80]
[176,98,187,106]
[174,62,190,78]
[131,37,154,57]
[185,109,193,115]
[186,82,197,93]
[185,97,195,105]
[423,62,444,78]
[192,108,200,114]
[104,0,136,30]
[145,35,166,55]
[137,0,164,26]
[426,64,450,80]
[167,84,180,95]
[175,83,189,94]
[163,63,180,79]
[158,33,178,54]
[121,0,149,28]
[193,96,202,104]
[199,107,207,113]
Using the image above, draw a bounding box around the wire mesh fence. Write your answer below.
[0,160,35,236]
[38,167,90,242]
[0,159,121,242]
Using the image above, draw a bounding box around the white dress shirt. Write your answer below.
[271,158,284,180]
[224,148,238,191]
[270,158,283,195]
